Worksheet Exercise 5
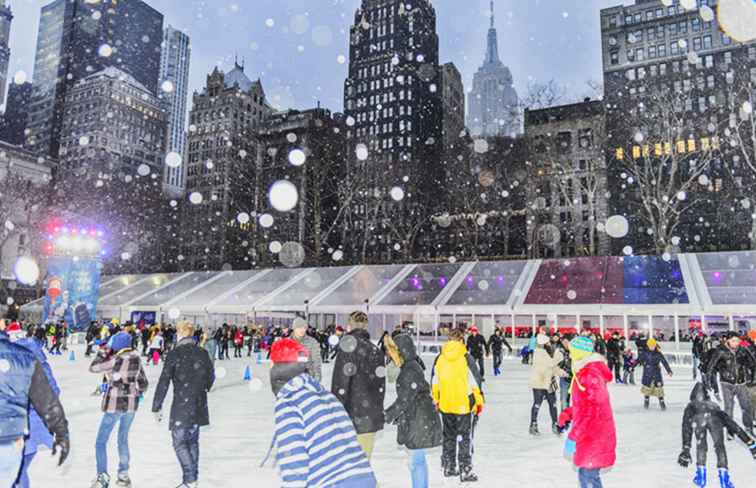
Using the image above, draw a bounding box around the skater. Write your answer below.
[89,331,149,487]
[1,320,69,487]
[152,322,214,488]
[622,348,638,385]
[431,328,484,482]
[291,317,322,382]
[678,383,756,488]
[384,334,443,488]
[202,327,218,370]
[466,326,488,380]
[149,330,164,366]
[266,338,377,488]
[233,327,243,358]
[557,335,574,412]
[558,336,617,488]
[692,333,706,380]
[705,331,755,437]
[606,332,624,383]
[639,338,673,410]
[529,333,564,435]
[331,311,386,461]
[488,328,513,376]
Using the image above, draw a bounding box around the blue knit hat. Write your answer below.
[109,332,132,352]
[569,336,594,361]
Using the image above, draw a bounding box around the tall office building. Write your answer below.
[159,26,191,196]
[600,0,756,253]
[26,0,163,158]
[0,81,32,145]
[468,1,520,137]
[440,62,465,150]
[343,0,443,262]
[0,1,11,108]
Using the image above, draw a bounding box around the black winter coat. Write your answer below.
[466,334,488,359]
[705,345,755,386]
[331,329,386,434]
[487,334,512,354]
[606,338,623,359]
[385,334,443,450]
[640,349,672,388]
[152,338,215,429]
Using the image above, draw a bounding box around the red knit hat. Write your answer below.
[270,338,309,364]
[469,326,478,334]
[6,322,24,341]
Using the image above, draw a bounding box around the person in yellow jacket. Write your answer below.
[431,328,484,482]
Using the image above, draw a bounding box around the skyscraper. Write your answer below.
[159,26,191,196]
[0,81,32,145]
[343,0,443,263]
[26,0,163,158]
[440,62,465,150]
[468,1,520,137]
[0,1,12,108]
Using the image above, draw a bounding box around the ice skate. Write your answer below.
[693,466,707,488]
[115,473,131,487]
[459,466,478,483]
[644,397,650,409]
[659,398,667,411]
[90,473,110,488]
[718,468,734,488]
[443,466,459,478]
[529,422,539,435]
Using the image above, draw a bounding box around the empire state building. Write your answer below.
[467,1,520,137]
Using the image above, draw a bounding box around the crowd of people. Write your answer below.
[1,314,756,487]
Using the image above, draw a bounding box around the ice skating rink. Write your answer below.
[28,345,755,487]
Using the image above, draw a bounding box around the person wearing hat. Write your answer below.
[89,331,149,488]
[466,326,489,381]
[0,319,70,487]
[266,338,377,488]
[639,338,673,410]
[291,317,322,382]
[705,331,755,437]
[529,333,564,436]
[558,336,616,488]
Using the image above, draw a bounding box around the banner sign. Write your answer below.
[130,311,157,326]
[42,257,103,330]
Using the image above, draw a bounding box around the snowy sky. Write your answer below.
[7,0,619,111]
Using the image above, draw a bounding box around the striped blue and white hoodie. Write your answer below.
[271,373,377,488]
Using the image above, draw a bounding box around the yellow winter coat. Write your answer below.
[431,341,484,415]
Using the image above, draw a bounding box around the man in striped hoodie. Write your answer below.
[268,338,377,488]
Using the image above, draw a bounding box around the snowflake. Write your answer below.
[72,271,93,292]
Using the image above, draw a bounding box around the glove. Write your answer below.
[153,410,163,423]
[564,438,576,457]
[52,434,70,466]
[678,448,692,467]
[475,404,483,416]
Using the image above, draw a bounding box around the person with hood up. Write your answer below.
[639,338,673,410]
[266,338,377,488]
[558,336,616,488]
[291,317,322,382]
[89,331,149,488]
[466,326,489,381]
[431,328,484,482]
[487,328,513,377]
[152,322,215,488]
[529,333,564,436]
[678,383,756,488]
[384,334,443,488]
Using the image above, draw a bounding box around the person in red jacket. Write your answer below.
[558,336,616,488]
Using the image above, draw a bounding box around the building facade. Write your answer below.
[524,100,610,258]
[440,62,465,150]
[343,0,444,263]
[1,81,31,145]
[601,0,756,254]
[159,26,191,196]
[0,1,12,108]
[467,1,520,137]
[26,0,163,158]
[180,63,272,270]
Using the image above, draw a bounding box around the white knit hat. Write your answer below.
[536,334,550,346]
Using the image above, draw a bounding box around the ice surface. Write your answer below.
[28,344,755,487]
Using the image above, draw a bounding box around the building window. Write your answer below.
[703,35,712,49]
[693,37,702,51]
[610,51,619,65]
[722,33,732,45]
[636,48,645,61]
[679,21,688,34]
[692,18,701,32]
[649,45,657,59]
[704,55,713,68]
[578,129,593,148]
[669,23,678,35]
[670,42,679,55]
[658,43,666,57]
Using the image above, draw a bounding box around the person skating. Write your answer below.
[640,338,673,410]
[148,330,164,366]
[705,332,755,437]
[266,338,377,488]
[431,328,484,482]
[557,335,574,412]
[0,320,69,487]
[622,348,638,385]
[384,333,443,488]
[692,333,706,380]
[89,331,149,487]
[152,322,214,488]
[232,327,243,358]
[678,383,756,488]
[529,333,564,435]
[291,317,322,382]
[558,336,617,488]
[488,328,513,376]
[606,332,624,384]
[331,311,386,460]
[466,326,488,381]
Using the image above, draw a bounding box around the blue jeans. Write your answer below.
[409,449,428,488]
[95,412,136,476]
[579,468,603,488]
[172,425,200,484]
[14,452,36,488]
[692,356,700,380]
[0,440,23,488]
[559,377,571,412]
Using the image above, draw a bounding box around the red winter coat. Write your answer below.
[560,355,616,470]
